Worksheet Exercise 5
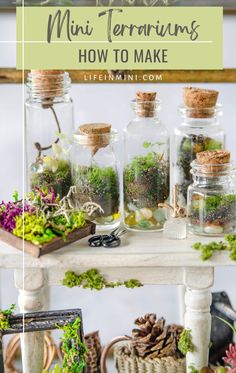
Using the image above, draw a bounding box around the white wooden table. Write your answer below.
[0,233,234,373]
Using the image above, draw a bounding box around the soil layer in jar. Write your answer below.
[189,192,236,235]
[31,158,72,199]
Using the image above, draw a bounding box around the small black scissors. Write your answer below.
[88,226,127,248]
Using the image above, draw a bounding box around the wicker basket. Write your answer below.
[101,336,186,373]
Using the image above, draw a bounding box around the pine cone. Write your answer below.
[130,314,183,359]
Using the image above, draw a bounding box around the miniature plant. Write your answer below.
[124,148,169,230]
[63,269,143,291]
[176,135,223,202]
[178,329,195,355]
[59,317,87,373]
[0,304,16,331]
[0,188,89,246]
[189,194,236,234]
[193,234,236,261]
[31,158,72,199]
[73,164,120,224]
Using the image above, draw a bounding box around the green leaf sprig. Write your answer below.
[193,234,236,261]
[178,329,195,355]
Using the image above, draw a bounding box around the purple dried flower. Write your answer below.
[0,201,32,232]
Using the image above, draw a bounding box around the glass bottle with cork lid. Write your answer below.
[25,70,74,198]
[174,87,225,207]
[188,150,236,236]
[123,91,170,232]
[71,123,120,230]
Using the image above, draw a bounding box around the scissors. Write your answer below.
[88,226,127,248]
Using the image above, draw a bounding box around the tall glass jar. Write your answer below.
[124,92,170,232]
[174,87,225,206]
[71,123,120,230]
[188,151,236,236]
[25,70,73,198]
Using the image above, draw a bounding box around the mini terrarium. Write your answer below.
[25,70,73,198]
[174,87,225,206]
[188,150,236,236]
[71,123,120,230]
[123,92,170,231]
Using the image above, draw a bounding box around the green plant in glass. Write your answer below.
[73,164,120,225]
[124,141,169,231]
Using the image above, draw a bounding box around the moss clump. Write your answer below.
[73,165,120,218]
[124,152,169,209]
[63,269,143,291]
[31,159,72,199]
[0,304,16,331]
[176,135,223,202]
[60,318,87,373]
[178,329,195,355]
[12,188,86,246]
[193,234,236,261]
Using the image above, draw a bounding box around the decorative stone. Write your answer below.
[140,208,153,220]
[153,208,166,224]
[204,225,224,235]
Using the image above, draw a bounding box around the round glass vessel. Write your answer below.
[25,70,74,198]
[174,105,225,206]
[71,124,120,230]
[123,92,170,232]
[188,160,236,236]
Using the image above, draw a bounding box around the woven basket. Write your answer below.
[101,337,186,373]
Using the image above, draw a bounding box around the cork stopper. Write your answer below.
[135,91,157,118]
[196,150,231,174]
[78,123,112,156]
[30,70,65,106]
[183,87,219,118]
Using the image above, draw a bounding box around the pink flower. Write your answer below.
[223,344,236,369]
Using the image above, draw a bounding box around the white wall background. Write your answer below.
[0,12,235,355]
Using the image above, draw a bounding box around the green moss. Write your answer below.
[193,234,236,261]
[124,151,169,209]
[59,317,87,373]
[189,366,199,373]
[73,165,120,217]
[62,269,143,291]
[31,159,72,198]
[178,329,195,355]
[0,304,16,331]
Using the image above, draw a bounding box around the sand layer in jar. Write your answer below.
[176,135,223,201]
[31,158,72,198]
[124,152,169,231]
[189,193,236,235]
[73,165,120,225]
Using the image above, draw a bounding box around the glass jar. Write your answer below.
[71,123,120,230]
[123,92,170,232]
[188,160,236,236]
[174,99,225,207]
[25,70,74,198]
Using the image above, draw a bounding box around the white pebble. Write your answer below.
[204,225,224,235]
[140,208,153,220]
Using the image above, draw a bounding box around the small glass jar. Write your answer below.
[25,70,73,198]
[71,123,120,230]
[188,160,236,236]
[174,94,225,207]
[123,92,170,232]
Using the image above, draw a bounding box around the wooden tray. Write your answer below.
[0,221,96,258]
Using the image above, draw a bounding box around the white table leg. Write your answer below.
[14,269,46,373]
[185,287,212,372]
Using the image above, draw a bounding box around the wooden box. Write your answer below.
[0,221,96,258]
